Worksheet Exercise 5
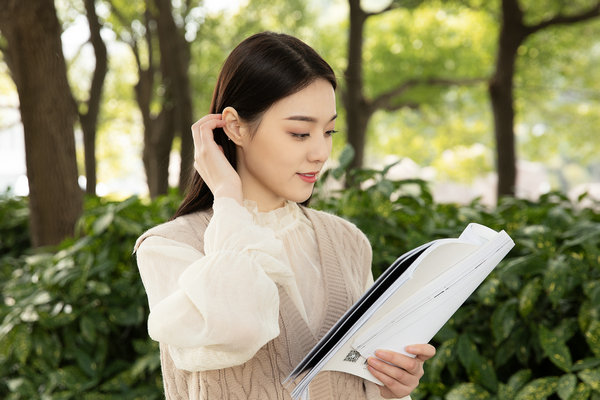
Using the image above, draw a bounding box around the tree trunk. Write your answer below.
[79,0,108,196]
[129,7,176,199]
[153,0,194,193]
[489,0,600,200]
[344,0,370,171]
[142,108,175,198]
[488,0,527,198]
[0,0,83,247]
[135,65,176,198]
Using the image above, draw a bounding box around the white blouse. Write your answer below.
[136,197,326,371]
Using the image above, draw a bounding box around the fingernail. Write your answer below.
[375,350,390,358]
[367,357,380,366]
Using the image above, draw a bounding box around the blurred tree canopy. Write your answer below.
[0,0,599,246]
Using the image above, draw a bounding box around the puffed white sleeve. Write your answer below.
[135,197,306,371]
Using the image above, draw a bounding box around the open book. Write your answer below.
[285,223,514,399]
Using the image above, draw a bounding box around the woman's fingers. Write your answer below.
[369,350,422,379]
[191,113,223,128]
[366,360,413,398]
[405,344,436,361]
[366,345,436,399]
[191,114,242,202]
[191,115,226,149]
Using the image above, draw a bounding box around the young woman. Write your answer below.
[135,31,435,399]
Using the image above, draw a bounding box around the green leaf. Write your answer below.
[426,337,455,382]
[553,318,579,343]
[108,304,145,326]
[477,277,501,306]
[570,382,591,399]
[557,374,577,400]
[572,357,600,372]
[92,210,114,234]
[0,321,17,360]
[332,144,355,179]
[583,281,600,306]
[579,300,599,333]
[74,348,99,378]
[456,334,498,392]
[32,330,61,368]
[519,277,542,317]
[585,320,600,357]
[446,383,491,400]
[543,256,571,306]
[578,368,600,392]
[130,352,160,378]
[12,324,32,365]
[538,325,573,372]
[504,369,532,398]
[515,377,559,400]
[497,383,512,400]
[54,365,90,390]
[457,334,479,372]
[80,315,97,343]
[86,280,111,296]
[491,298,518,342]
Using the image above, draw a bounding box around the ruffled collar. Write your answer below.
[243,199,305,232]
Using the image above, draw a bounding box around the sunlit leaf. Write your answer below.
[538,325,573,372]
[556,374,577,400]
[514,377,559,400]
[446,383,491,400]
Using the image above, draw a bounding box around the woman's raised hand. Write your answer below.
[367,344,436,399]
[191,114,243,204]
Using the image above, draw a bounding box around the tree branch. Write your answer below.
[370,77,486,112]
[526,2,600,35]
[365,0,423,16]
[81,0,107,118]
[365,3,399,17]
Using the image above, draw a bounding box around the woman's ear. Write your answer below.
[222,107,245,145]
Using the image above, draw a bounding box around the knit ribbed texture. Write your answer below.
[135,206,380,399]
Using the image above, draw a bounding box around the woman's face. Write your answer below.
[236,78,336,211]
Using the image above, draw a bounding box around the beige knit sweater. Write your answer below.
[135,201,407,399]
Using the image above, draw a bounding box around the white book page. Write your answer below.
[319,231,513,383]
[355,240,513,364]
[319,241,479,381]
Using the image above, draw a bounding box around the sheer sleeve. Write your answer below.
[136,198,305,371]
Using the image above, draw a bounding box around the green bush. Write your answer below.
[0,193,180,399]
[1,167,599,399]
[0,192,30,258]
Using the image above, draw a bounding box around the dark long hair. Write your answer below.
[173,32,337,219]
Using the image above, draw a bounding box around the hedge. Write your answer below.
[1,166,599,399]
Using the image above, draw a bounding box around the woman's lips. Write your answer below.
[297,172,319,183]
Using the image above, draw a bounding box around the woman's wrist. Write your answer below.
[212,186,243,205]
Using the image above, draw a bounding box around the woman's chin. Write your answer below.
[292,190,314,204]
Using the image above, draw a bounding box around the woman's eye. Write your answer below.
[325,130,338,136]
[289,132,310,139]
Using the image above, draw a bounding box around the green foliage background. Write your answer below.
[46,0,600,190]
[1,162,599,399]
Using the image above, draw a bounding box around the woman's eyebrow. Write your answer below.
[284,114,337,122]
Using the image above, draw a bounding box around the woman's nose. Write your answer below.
[307,134,331,163]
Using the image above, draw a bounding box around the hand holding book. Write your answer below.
[366,345,436,399]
